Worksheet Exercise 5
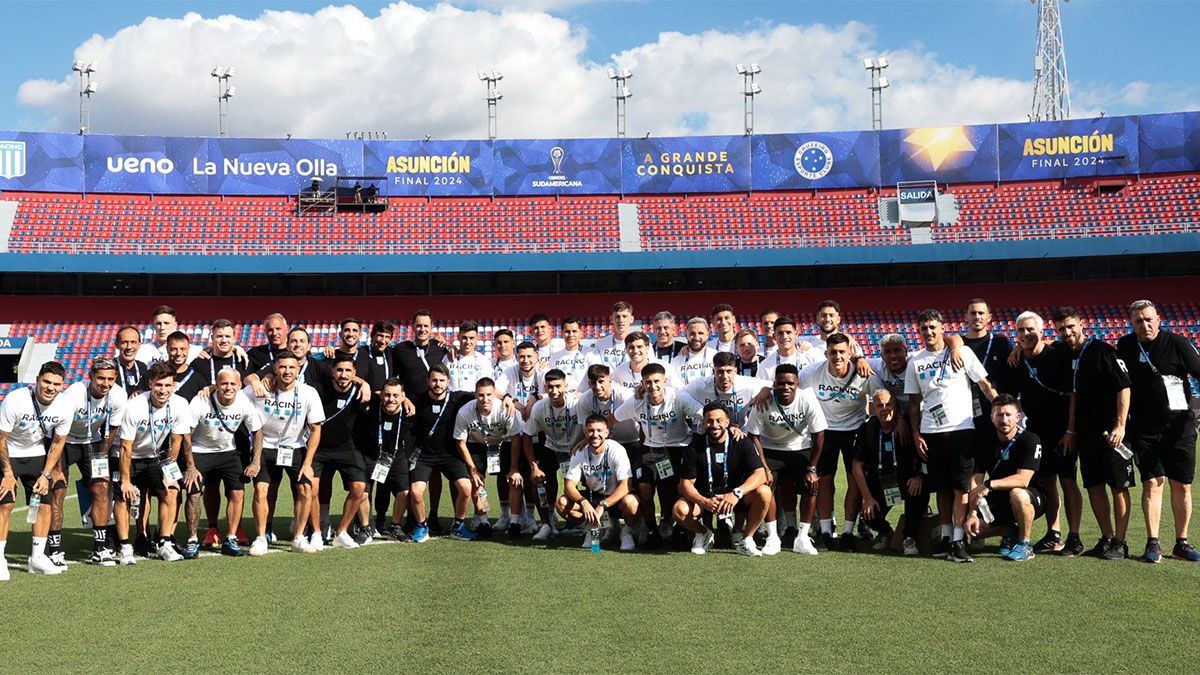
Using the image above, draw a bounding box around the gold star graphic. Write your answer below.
[903,126,977,170]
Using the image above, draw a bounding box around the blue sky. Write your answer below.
[1,1,1194,139]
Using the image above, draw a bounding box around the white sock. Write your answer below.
[843,519,855,535]
[766,520,778,538]
[784,511,797,528]
[0,539,6,556]
[953,527,965,542]
[819,519,833,534]
[940,524,952,538]
[32,536,47,557]
[799,522,811,538]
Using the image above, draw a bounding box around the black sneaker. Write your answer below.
[948,540,974,563]
[781,526,799,548]
[1172,540,1200,562]
[838,533,856,552]
[475,522,493,540]
[671,526,690,551]
[1032,530,1064,554]
[932,536,951,559]
[1060,533,1085,557]
[381,524,410,542]
[507,523,522,540]
[644,530,665,550]
[1083,537,1111,558]
[133,533,150,558]
[814,532,832,552]
[1102,538,1128,561]
[428,518,445,536]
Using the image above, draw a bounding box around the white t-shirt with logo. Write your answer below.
[904,346,988,433]
[548,347,601,391]
[614,390,704,448]
[497,364,544,409]
[523,398,583,454]
[0,387,69,458]
[452,399,523,445]
[574,387,636,444]
[866,351,922,407]
[189,391,264,454]
[683,374,771,426]
[590,333,632,368]
[743,389,827,452]
[799,361,873,431]
[118,393,198,459]
[492,357,516,382]
[564,440,633,495]
[609,360,684,393]
[707,337,736,354]
[247,383,326,450]
[50,381,128,445]
[535,339,566,369]
[671,346,721,385]
[758,348,823,381]
[445,352,494,393]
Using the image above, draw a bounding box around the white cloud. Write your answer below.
[11,3,1182,141]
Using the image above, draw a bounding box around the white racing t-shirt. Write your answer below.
[758,349,823,381]
[535,339,566,369]
[50,381,128,445]
[743,389,827,452]
[904,346,988,433]
[614,390,704,448]
[247,383,325,450]
[671,347,721,385]
[492,357,516,382]
[190,391,264,454]
[590,333,633,368]
[445,352,494,393]
[683,374,771,426]
[574,388,636,444]
[0,387,69,458]
[548,347,601,391]
[707,337,736,354]
[799,361,873,432]
[119,393,197,459]
[497,364,544,409]
[867,353,921,407]
[565,440,632,495]
[523,398,583,454]
[452,399,523,445]
[609,360,684,392]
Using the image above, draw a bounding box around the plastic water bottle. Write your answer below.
[976,496,995,524]
[1104,432,1134,460]
[478,486,490,512]
[589,526,601,554]
[536,484,549,508]
[26,493,41,524]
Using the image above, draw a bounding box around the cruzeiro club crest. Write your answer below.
[793,141,833,180]
[0,141,26,180]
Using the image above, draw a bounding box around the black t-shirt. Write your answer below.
[356,346,396,392]
[118,360,148,394]
[1116,330,1200,434]
[1009,342,1071,439]
[963,331,1011,419]
[410,390,472,458]
[393,340,448,396]
[311,378,367,450]
[654,341,686,361]
[1068,338,1131,432]
[986,429,1042,485]
[247,343,287,373]
[737,355,762,378]
[353,399,413,461]
[853,416,920,479]
[140,365,210,404]
[253,357,330,388]
[194,353,250,382]
[679,434,762,498]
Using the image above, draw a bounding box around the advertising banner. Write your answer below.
[622,135,751,193]
[999,116,1139,179]
[879,123,999,184]
[492,138,621,195]
[1137,111,1200,174]
[751,131,880,189]
[0,131,84,192]
[363,139,492,196]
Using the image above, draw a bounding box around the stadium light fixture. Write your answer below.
[609,64,633,137]
[866,56,889,130]
[863,58,874,70]
[72,60,98,133]
[739,61,762,135]
[481,69,503,140]
[213,65,235,137]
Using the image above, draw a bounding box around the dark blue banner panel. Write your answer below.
[999,117,1139,180]
[752,131,880,190]
[492,138,620,195]
[622,135,750,194]
[1138,111,1200,174]
[879,123,999,184]
[363,139,492,196]
[0,131,84,192]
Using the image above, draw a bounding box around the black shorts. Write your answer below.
[410,454,470,484]
[1029,426,1076,479]
[572,491,631,520]
[763,448,816,496]
[0,455,46,506]
[636,446,687,485]
[192,451,246,492]
[1130,415,1197,484]
[984,486,1046,526]
[467,443,513,478]
[971,415,996,469]
[817,429,860,477]
[62,441,113,483]
[115,457,177,500]
[362,451,411,495]
[253,447,312,486]
[312,442,367,484]
[923,429,975,493]
[1077,430,1136,490]
[519,442,562,493]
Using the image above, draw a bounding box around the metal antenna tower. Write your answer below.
[1031,0,1071,121]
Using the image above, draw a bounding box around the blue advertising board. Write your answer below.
[492,138,620,195]
[1137,111,1200,174]
[363,139,492,196]
[622,135,750,193]
[879,123,999,184]
[0,131,84,192]
[751,131,880,189]
[999,117,1139,180]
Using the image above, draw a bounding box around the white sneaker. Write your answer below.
[532,524,552,542]
[249,537,269,557]
[0,557,9,581]
[495,513,511,531]
[792,534,819,556]
[119,544,137,565]
[48,551,68,569]
[691,530,715,555]
[521,516,536,535]
[292,537,313,553]
[332,530,359,549]
[580,531,593,549]
[619,525,636,551]
[903,536,919,556]
[737,537,763,557]
[157,541,183,562]
[762,536,782,556]
[308,531,324,552]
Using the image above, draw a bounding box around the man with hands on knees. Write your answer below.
[556,415,639,551]
[853,389,923,554]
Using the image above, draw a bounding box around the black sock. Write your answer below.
[48,530,62,554]
[1048,529,1061,539]
[1177,538,1189,545]
[453,519,464,527]
[1148,536,1160,543]
[117,538,129,547]
[92,527,108,552]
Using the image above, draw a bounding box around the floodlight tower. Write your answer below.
[1031,0,1071,121]
[608,66,633,138]
[479,70,503,140]
[736,63,762,135]
[212,66,236,137]
[864,57,889,131]
[71,61,98,134]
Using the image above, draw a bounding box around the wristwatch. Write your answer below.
[594,501,605,510]
[984,480,993,490]
[39,471,52,480]
[805,466,818,474]
[732,487,744,500]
